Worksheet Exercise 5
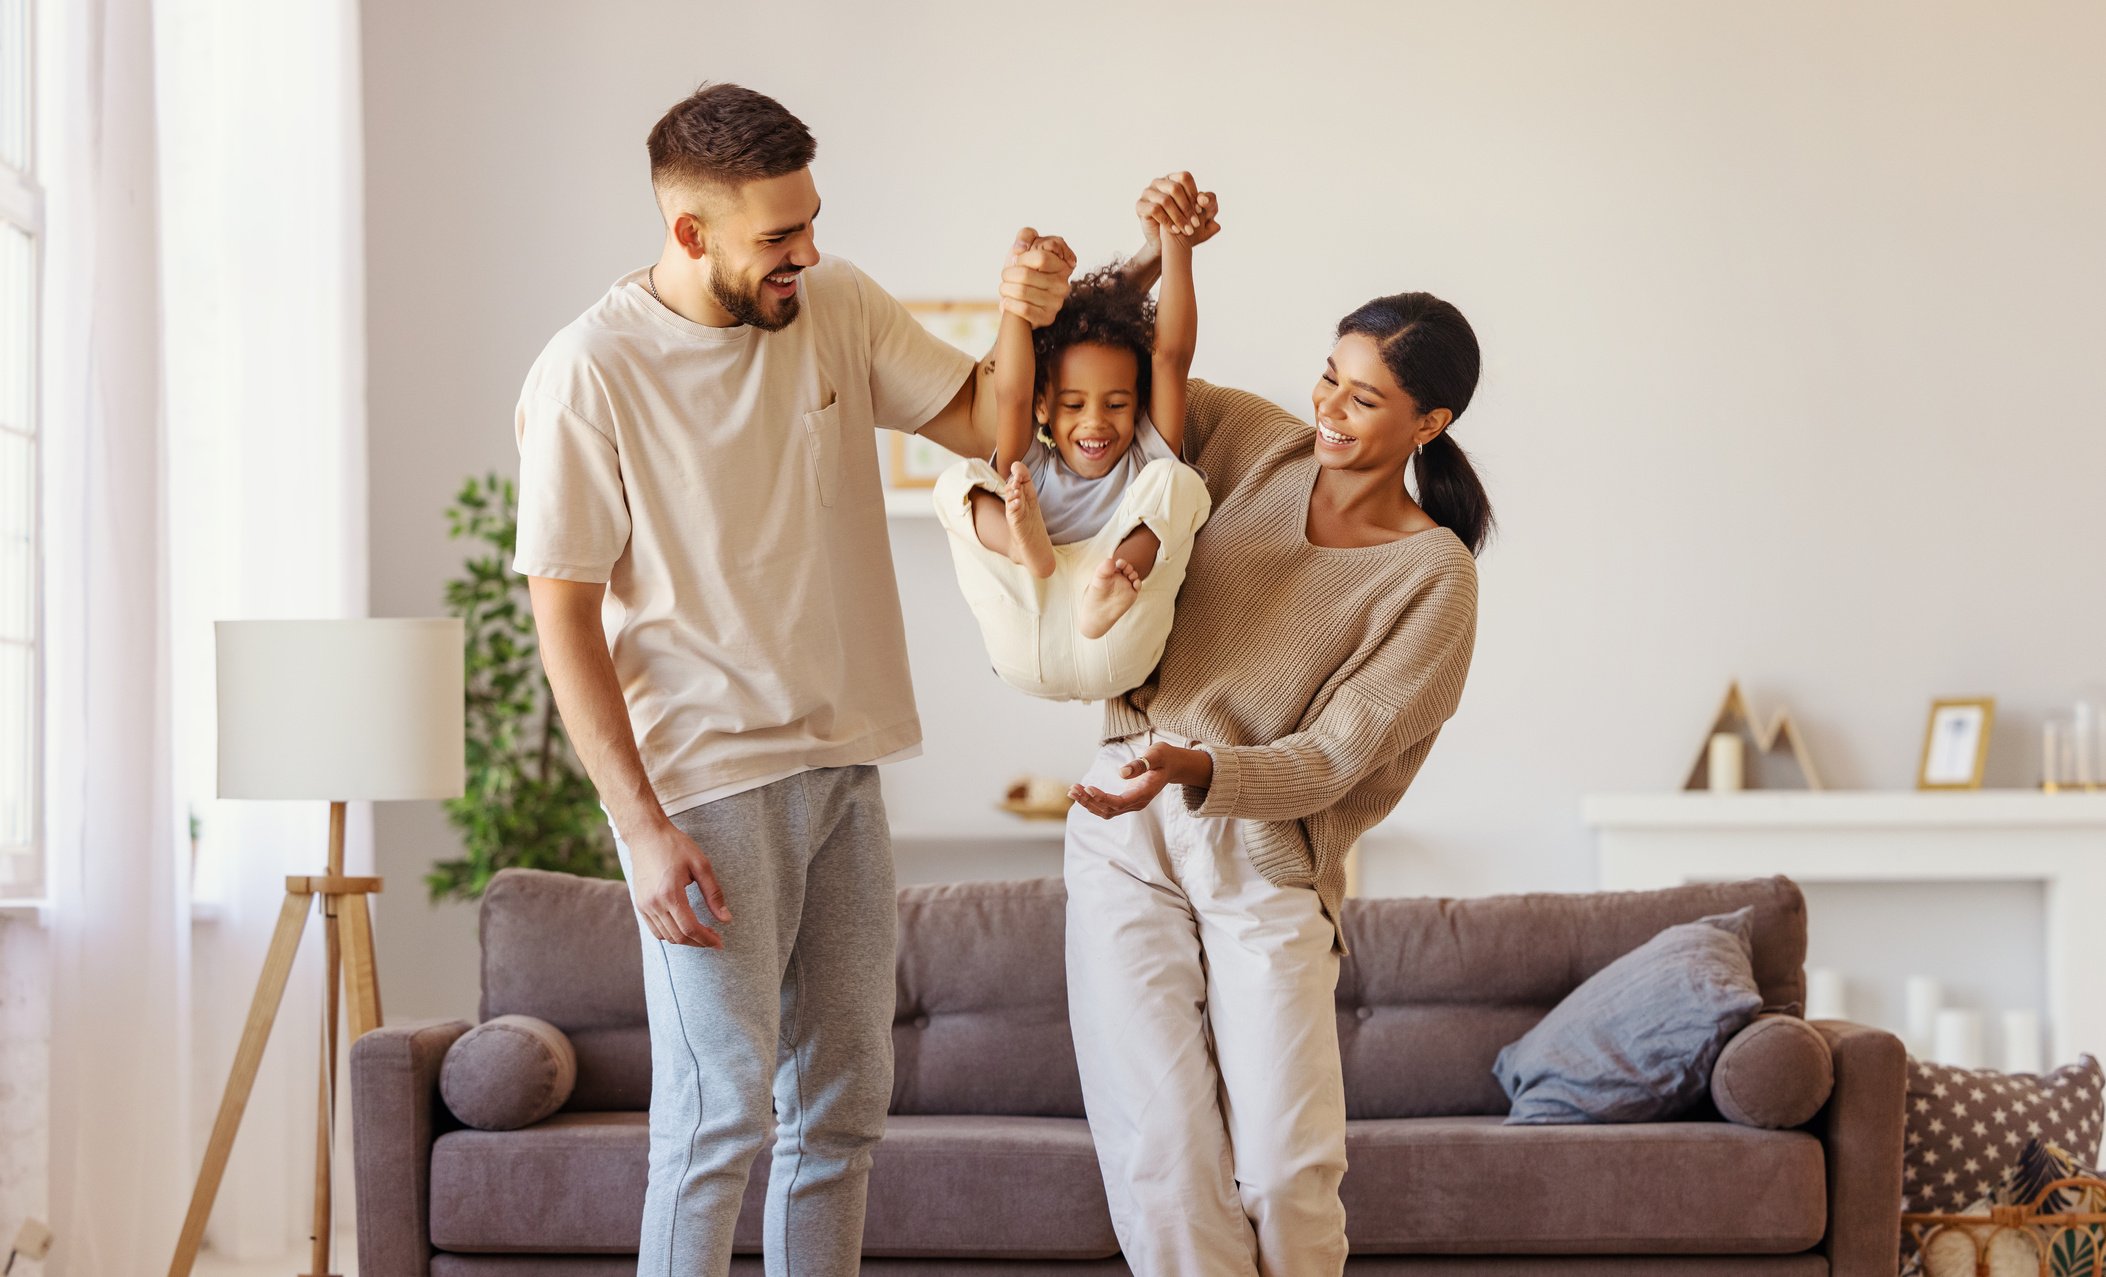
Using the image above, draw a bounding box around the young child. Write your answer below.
[934,199,1215,702]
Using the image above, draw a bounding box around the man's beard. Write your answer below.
[709,254,800,332]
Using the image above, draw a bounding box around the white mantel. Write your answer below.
[1586,791,2106,1064]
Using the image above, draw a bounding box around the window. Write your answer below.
[0,0,41,900]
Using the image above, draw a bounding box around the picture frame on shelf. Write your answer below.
[889,299,1001,491]
[1918,696,1995,790]
[887,431,954,491]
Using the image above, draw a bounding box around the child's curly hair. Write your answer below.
[1031,264,1157,424]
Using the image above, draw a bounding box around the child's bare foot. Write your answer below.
[1004,463,1056,579]
[1078,557,1143,639]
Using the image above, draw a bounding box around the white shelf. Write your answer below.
[1586,789,2106,1061]
[1583,790,2106,831]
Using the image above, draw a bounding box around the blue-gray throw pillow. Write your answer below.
[1494,907,1765,1124]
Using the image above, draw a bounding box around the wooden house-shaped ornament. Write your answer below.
[1684,681,1825,791]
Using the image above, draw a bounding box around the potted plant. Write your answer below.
[430,473,621,900]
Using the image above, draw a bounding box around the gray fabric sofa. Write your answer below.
[353,869,1905,1276]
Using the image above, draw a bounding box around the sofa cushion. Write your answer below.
[427,1112,1821,1260]
[562,1026,650,1112]
[440,1015,576,1131]
[479,870,650,1111]
[891,879,1084,1118]
[1495,909,1765,1124]
[1711,1014,1834,1129]
[1341,1117,1827,1254]
[842,1114,1115,1258]
[475,871,1810,1125]
[478,871,1091,1118]
[427,1112,1117,1259]
[1338,878,1805,1120]
[479,870,647,1030]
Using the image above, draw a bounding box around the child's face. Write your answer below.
[1038,343,1141,480]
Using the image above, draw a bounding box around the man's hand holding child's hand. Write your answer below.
[1000,228,1078,326]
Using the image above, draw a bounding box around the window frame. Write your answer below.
[1,0,43,904]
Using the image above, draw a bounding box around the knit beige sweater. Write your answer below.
[1103,379,1480,936]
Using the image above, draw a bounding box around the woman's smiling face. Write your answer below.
[1309,333,1427,473]
[1040,343,1141,479]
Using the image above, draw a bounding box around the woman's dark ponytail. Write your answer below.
[1336,293,1495,556]
[1411,430,1493,557]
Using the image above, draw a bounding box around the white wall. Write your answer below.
[362,0,2106,1024]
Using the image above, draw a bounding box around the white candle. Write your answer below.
[1934,1009,1985,1069]
[1708,732,1745,792]
[2076,703,2097,788]
[1804,968,1847,1022]
[2002,1010,2044,1075]
[1904,977,1943,1058]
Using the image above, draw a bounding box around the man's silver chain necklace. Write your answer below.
[645,265,662,304]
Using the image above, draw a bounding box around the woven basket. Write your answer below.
[1905,1176,2106,1276]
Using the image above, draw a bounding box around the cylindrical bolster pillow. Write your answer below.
[1710,1012,1835,1129]
[440,1013,577,1131]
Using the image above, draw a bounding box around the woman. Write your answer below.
[1062,172,1492,1277]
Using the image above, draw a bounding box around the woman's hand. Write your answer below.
[1068,743,1215,819]
[999,227,1078,327]
[1136,172,1221,248]
[1119,173,1221,295]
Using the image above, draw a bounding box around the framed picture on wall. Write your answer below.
[1918,697,1995,790]
[889,300,1002,489]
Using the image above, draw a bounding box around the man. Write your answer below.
[512,82,1074,1277]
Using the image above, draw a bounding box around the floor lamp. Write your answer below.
[169,619,464,1277]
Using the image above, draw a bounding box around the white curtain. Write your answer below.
[39,0,192,1272]
[155,0,369,1260]
[36,0,367,1267]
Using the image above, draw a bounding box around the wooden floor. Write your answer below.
[192,1233,359,1277]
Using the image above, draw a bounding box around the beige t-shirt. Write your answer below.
[513,255,974,816]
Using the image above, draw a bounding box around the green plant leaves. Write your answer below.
[430,472,622,901]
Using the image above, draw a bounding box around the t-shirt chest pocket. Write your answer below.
[800,400,843,507]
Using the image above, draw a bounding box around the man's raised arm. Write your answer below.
[914,230,1077,459]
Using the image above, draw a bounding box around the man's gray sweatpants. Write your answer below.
[613,764,897,1277]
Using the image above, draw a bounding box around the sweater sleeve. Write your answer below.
[1184,379,1305,488]
[1182,559,1477,822]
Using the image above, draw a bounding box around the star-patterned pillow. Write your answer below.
[1902,1055,2104,1235]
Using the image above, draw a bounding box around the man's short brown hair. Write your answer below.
[647,82,815,199]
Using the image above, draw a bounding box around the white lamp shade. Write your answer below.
[217,619,466,801]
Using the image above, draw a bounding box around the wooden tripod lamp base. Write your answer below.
[168,802,382,1277]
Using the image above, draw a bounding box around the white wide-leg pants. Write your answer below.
[1063,732,1348,1277]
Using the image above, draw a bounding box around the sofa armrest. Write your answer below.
[352,1018,472,1277]
[1810,1019,1906,1276]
